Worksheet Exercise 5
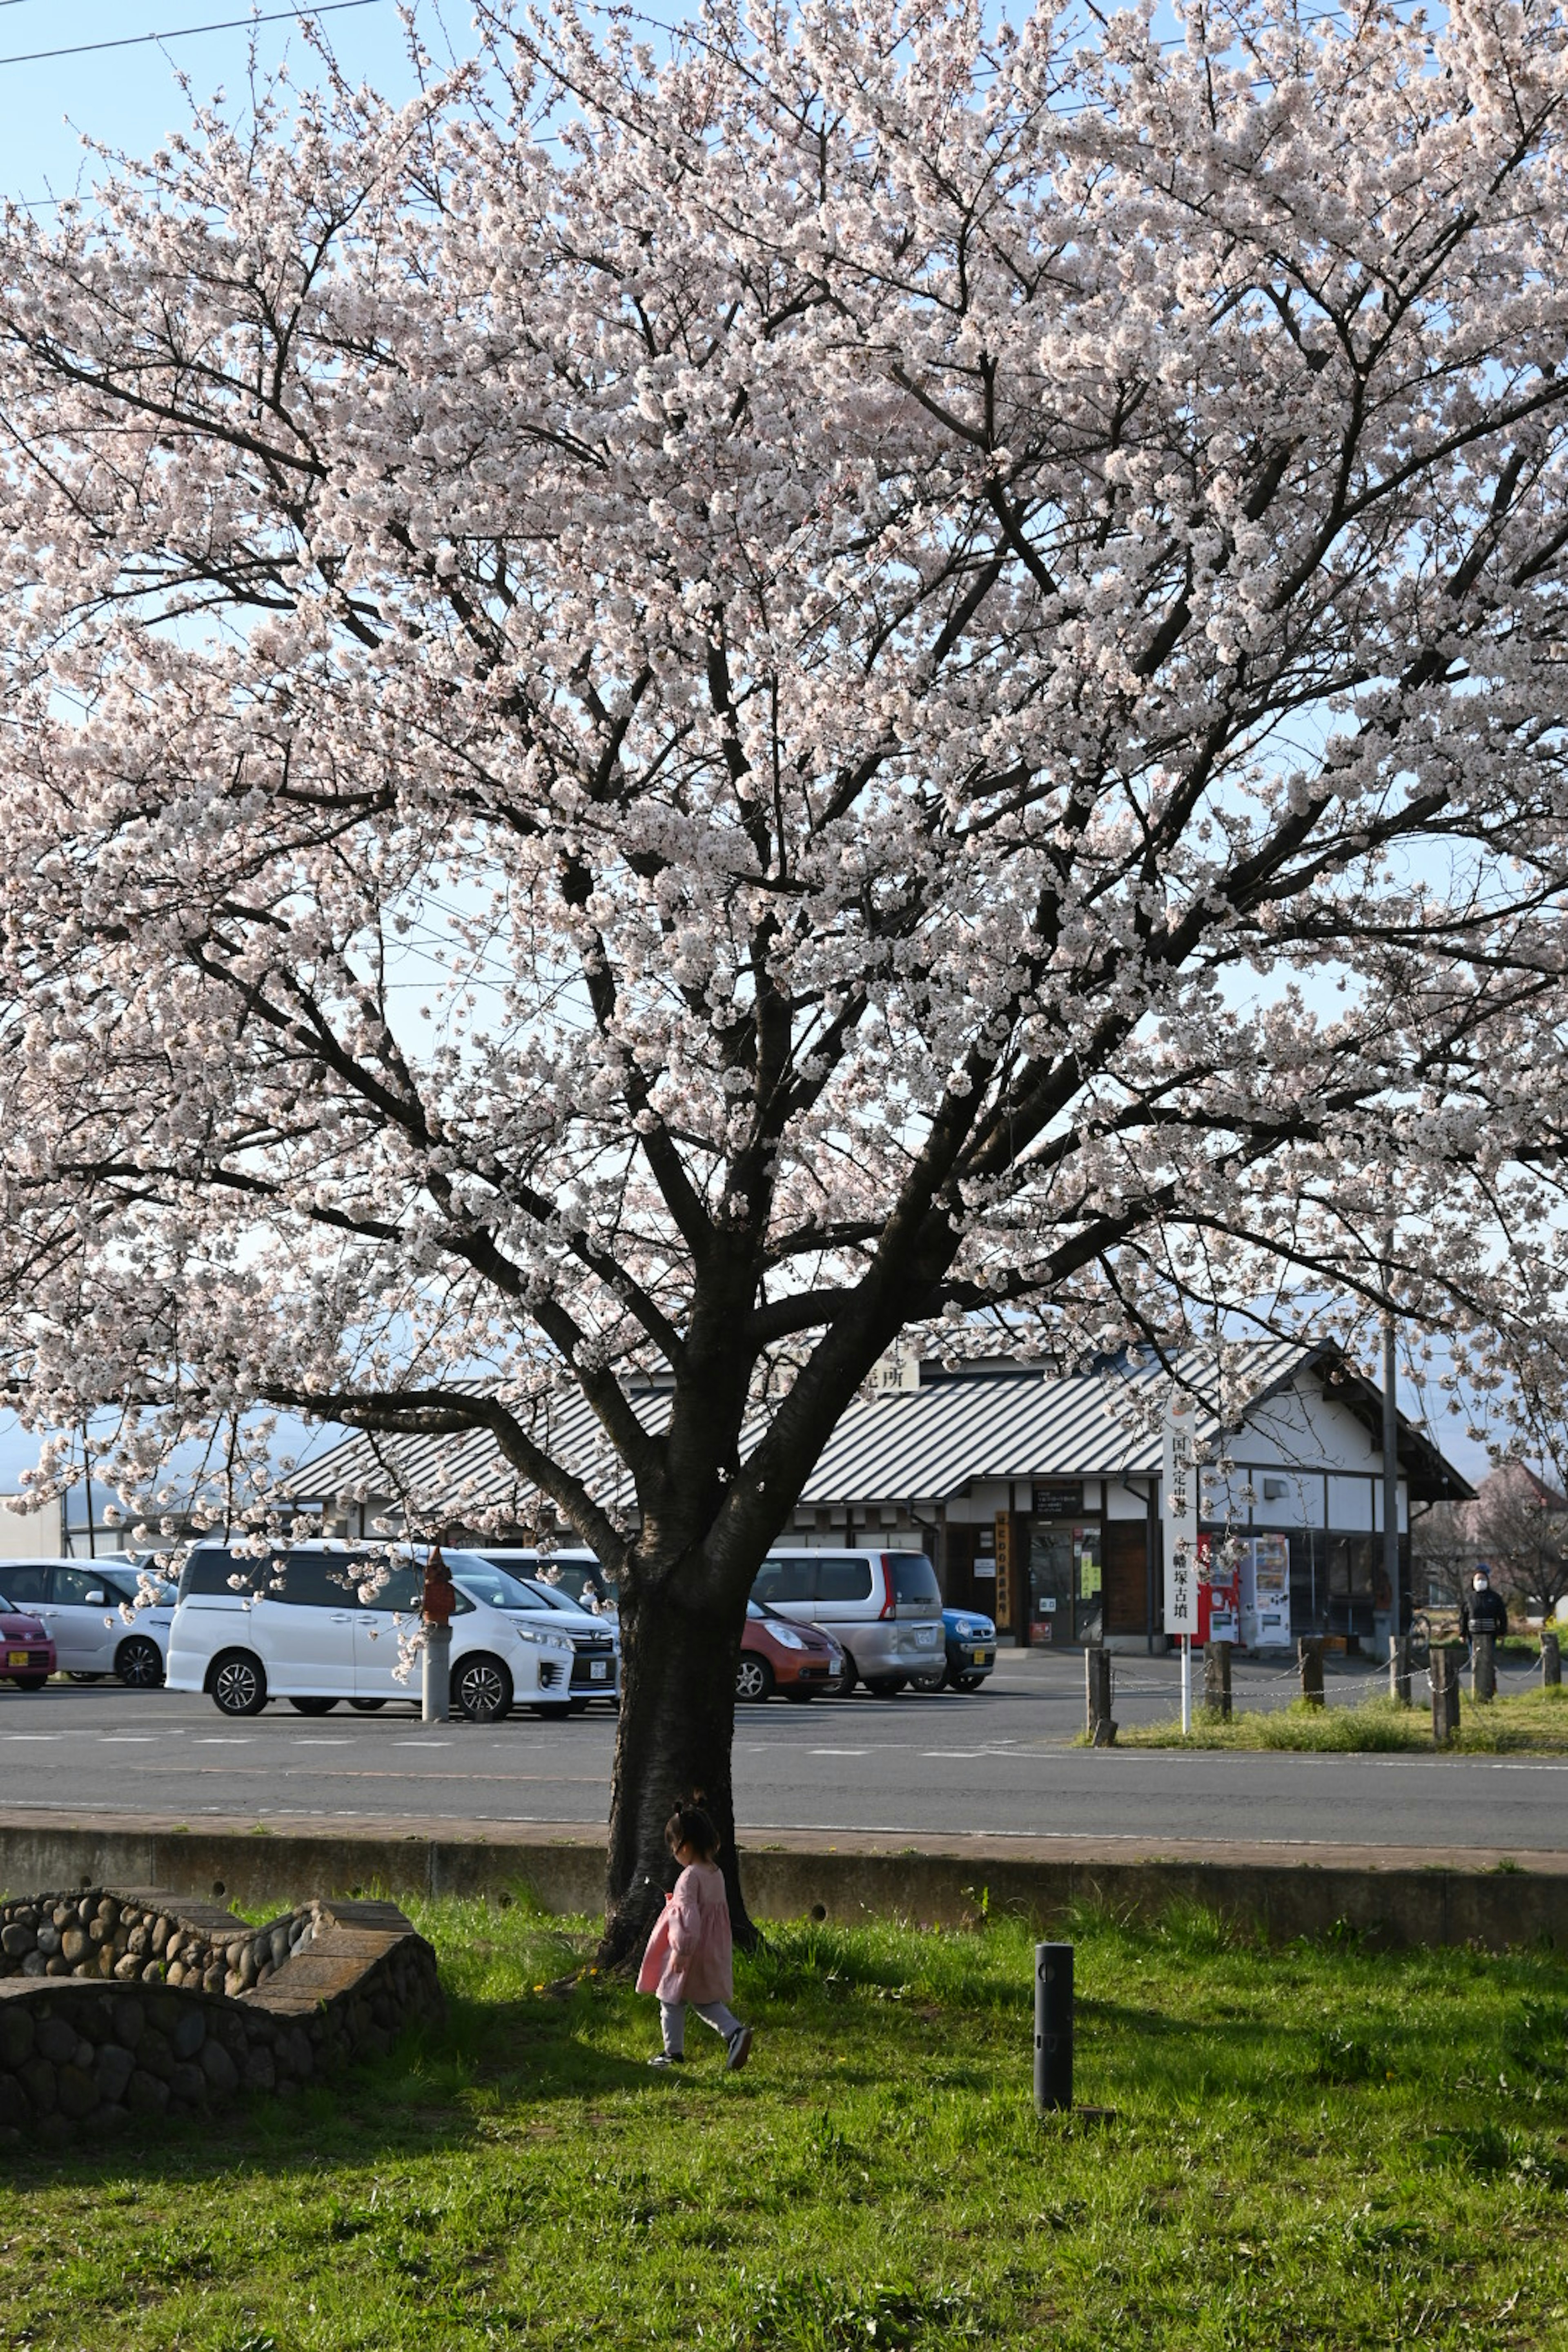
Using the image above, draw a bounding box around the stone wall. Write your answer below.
[0,1889,329,1996]
[0,1890,441,2147]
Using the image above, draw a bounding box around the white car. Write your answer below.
[0,1558,174,1687]
[450,1559,621,1709]
[165,1545,576,1722]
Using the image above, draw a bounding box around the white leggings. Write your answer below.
[660,1997,740,2056]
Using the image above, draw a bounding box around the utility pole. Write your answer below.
[1382,1229,1404,1699]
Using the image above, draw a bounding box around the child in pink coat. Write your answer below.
[637,1803,753,2072]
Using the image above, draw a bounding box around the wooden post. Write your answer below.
[1473,1632,1497,1703]
[1431,1646,1461,1746]
[1085,1647,1116,1745]
[1389,1633,1412,1708]
[1203,1639,1232,1721]
[1543,1630,1562,1688]
[1298,1636,1325,1709]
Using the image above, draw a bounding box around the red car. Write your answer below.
[0,1590,55,1690]
[737,1599,841,1702]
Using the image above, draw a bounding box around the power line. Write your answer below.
[0,0,386,70]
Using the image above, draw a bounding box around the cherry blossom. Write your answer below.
[0,0,1565,1948]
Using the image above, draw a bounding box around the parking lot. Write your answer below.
[3,1646,1565,1859]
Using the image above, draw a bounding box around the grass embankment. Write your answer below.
[7,1897,1568,2348]
[1110,1681,1568,1753]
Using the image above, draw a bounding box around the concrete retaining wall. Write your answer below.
[0,1820,1559,1953]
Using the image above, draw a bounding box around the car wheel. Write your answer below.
[864,1675,908,1697]
[910,1668,948,1694]
[568,1697,590,1713]
[452,1653,513,1723]
[67,1671,105,1684]
[288,1695,341,1716]
[348,1698,386,1712]
[209,1651,267,1716]
[735,1654,773,1703]
[953,1673,986,1693]
[9,1674,47,1691]
[114,1636,165,1690]
[822,1656,857,1698]
[784,1686,816,1703]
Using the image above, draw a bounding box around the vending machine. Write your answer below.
[1194,1533,1241,1645]
[1239,1533,1292,1648]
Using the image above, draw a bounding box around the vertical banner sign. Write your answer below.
[993,1512,1015,1634]
[1161,1391,1200,1636]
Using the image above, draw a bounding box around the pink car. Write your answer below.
[0,1590,56,1690]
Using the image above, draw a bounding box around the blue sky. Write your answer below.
[2,1,428,207]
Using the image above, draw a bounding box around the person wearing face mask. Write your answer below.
[1459,1566,1509,1643]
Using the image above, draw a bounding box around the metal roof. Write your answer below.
[292,1383,666,1519]
[285,1339,1470,1519]
[797,1339,1303,1502]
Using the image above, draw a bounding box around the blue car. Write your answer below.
[911,1608,997,1693]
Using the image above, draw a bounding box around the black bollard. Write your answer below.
[1203,1639,1232,1721]
[1034,1941,1074,2113]
[1544,1631,1562,1689]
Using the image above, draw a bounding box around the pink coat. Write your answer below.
[635,1861,734,2005]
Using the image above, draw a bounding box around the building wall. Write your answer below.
[0,1494,64,1558]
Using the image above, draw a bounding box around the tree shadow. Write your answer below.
[0,1988,678,2190]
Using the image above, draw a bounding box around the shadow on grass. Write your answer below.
[0,1979,673,2192]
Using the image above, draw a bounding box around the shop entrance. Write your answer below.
[1027,1521,1103,1646]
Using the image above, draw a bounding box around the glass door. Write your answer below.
[1027,1524,1073,1644]
[1027,1521,1104,1646]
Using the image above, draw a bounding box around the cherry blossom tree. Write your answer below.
[1,0,1568,1955]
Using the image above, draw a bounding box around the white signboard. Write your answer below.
[1162,1391,1200,1636]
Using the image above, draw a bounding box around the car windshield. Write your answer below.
[525,1580,591,1614]
[450,1560,550,1612]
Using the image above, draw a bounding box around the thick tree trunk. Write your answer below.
[598,1566,757,1971]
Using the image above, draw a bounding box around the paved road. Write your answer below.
[2,1648,1564,1857]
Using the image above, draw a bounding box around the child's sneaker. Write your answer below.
[648,2051,685,2069]
[725,2025,753,2073]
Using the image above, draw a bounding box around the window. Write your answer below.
[888,1555,940,1605]
[753,1556,817,1604]
[271,1555,370,1609]
[178,1550,250,1599]
[51,1568,128,1606]
[817,1556,874,1603]
[353,1562,423,1613]
[0,1564,47,1606]
[449,1559,549,1612]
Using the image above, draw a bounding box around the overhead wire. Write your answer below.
[0,0,386,71]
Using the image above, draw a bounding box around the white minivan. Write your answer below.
[0,1559,175,1686]
[166,1545,576,1722]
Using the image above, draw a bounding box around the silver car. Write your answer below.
[0,1558,173,1687]
[751,1549,944,1696]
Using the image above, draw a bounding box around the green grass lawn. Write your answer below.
[5,1895,1568,2349]
[1108,1681,1568,1753]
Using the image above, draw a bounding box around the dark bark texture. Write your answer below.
[599,1561,757,1970]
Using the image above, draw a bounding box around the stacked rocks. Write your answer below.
[0,1889,443,2146]
[0,1892,322,1994]
[0,1984,316,2144]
